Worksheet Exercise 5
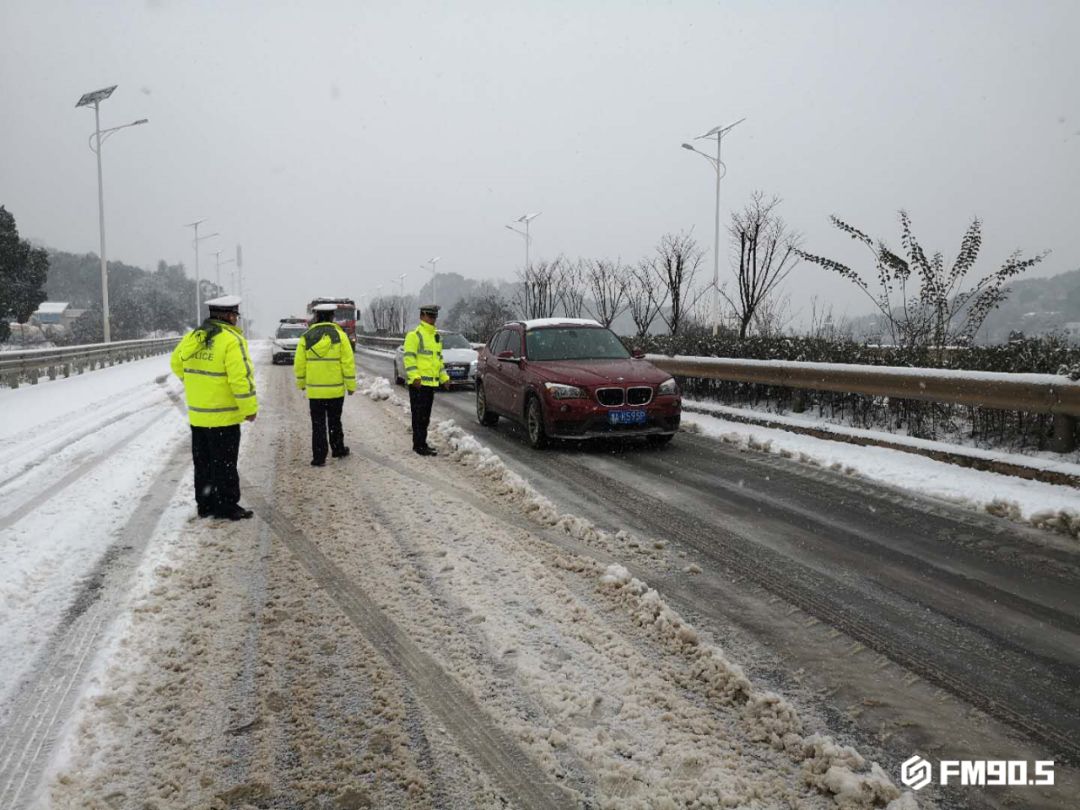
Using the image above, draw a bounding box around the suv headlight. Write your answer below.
[544,382,586,400]
[658,377,678,396]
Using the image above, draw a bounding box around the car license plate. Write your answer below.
[449,368,466,379]
[609,409,646,426]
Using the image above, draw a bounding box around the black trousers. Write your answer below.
[191,424,241,515]
[409,385,435,450]
[309,396,346,462]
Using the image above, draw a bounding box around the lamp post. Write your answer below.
[184,220,218,325]
[211,250,234,292]
[505,212,541,272]
[76,85,148,343]
[681,118,745,335]
[398,272,407,334]
[420,257,441,305]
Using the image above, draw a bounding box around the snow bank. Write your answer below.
[599,564,912,809]
[426,418,914,809]
[684,411,1080,542]
[359,376,397,402]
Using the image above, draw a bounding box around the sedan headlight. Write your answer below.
[544,382,587,400]
[658,377,679,396]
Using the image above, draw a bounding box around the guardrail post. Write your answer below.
[47,365,57,381]
[791,390,806,414]
[1051,414,1077,453]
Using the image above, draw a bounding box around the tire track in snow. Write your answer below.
[0,444,188,809]
[0,383,182,531]
[241,486,579,810]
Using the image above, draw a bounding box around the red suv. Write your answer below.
[475,318,681,448]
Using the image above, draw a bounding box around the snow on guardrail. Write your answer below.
[648,354,1080,452]
[0,337,177,389]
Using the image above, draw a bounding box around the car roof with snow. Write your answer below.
[518,317,602,330]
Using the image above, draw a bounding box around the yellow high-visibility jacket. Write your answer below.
[170,319,258,427]
[402,321,450,387]
[295,321,356,399]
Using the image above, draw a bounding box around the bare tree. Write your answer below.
[805,296,851,341]
[750,292,793,338]
[367,295,406,333]
[796,211,1048,350]
[559,260,588,318]
[626,260,668,338]
[723,192,801,339]
[513,257,567,319]
[647,230,705,336]
[582,258,630,327]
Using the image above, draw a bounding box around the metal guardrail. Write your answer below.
[356,334,487,351]
[647,354,1080,453]
[356,335,404,350]
[0,337,177,389]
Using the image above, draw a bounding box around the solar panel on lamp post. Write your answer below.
[505,212,541,273]
[681,118,745,335]
[76,85,147,342]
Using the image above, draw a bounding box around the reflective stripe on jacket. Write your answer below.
[402,321,450,387]
[295,321,356,399]
[170,320,258,427]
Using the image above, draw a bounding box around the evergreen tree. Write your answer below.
[0,206,49,342]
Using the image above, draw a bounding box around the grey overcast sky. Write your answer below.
[2,0,1078,329]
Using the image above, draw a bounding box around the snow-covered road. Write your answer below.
[0,344,923,809]
[1,345,1077,808]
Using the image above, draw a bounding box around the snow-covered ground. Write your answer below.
[10,344,1080,807]
[0,354,187,712]
[681,408,1080,541]
[683,394,1080,465]
[0,351,924,809]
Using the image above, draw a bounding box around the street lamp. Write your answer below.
[420,256,441,305]
[681,118,745,335]
[76,85,148,342]
[210,250,234,292]
[398,272,407,334]
[505,211,541,272]
[184,220,218,324]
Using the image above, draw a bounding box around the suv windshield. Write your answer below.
[276,325,306,339]
[525,327,629,361]
[441,333,471,349]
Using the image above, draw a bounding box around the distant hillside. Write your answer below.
[844,267,1080,345]
[977,268,1080,342]
[414,272,517,315]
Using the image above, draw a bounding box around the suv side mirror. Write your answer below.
[631,347,645,359]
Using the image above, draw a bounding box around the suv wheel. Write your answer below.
[476,382,499,426]
[525,396,547,449]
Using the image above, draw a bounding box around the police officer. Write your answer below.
[402,304,450,456]
[295,303,356,466]
[170,295,258,520]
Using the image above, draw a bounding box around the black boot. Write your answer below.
[332,446,350,458]
[215,505,254,521]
